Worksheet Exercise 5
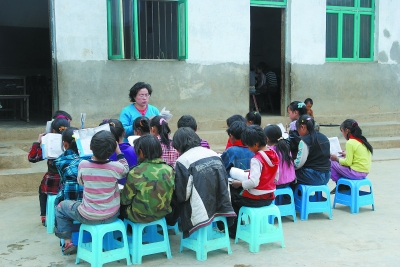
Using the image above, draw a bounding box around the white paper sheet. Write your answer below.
[73,124,111,157]
[229,167,249,181]
[41,133,64,159]
[329,137,342,156]
[127,135,140,146]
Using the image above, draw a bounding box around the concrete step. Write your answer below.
[319,121,400,139]
[0,160,46,199]
[0,143,30,169]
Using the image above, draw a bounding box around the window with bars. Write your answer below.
[107,0,187,60]
[326,0,374,61]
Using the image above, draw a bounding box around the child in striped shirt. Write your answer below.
[55,130,129,255]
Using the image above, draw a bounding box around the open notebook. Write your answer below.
[41,133,64,159]
[229,167,249,181]
[328,137,342,156]
[73,124,111,157]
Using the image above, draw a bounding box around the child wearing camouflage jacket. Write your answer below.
[120,134,175,223]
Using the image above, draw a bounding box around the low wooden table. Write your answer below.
[0,95,30,122]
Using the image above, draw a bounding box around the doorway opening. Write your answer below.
[250,6,285,115]
[0,0,53,123]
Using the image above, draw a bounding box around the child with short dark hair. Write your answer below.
[53,127,88,205]
[52,110,72,121]
[100,118,138,185]
[229,125,279,238]
[177,115,210,149]
[225,114,246,150]
[28,117,70,225]
[304,98,314,118]
[55,130,129,255]
[264,125,295,188]
[294,115,330,185]
[245,111,262,126]
[150,116,180,167]
[221,121,254,173]
[120,134,175,223]
[172,127,236,237]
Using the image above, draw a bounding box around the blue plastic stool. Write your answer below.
[294,184,332,220]
[46,194,57,234]
[180,216,232,261]
[167,222,180,235]
[124,217,172,264]
[274,187,297,222]
[333,177,375,214]
[235,205,285,253]
[75,219,131,267]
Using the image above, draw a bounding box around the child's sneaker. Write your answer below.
[41,216,46,226]
[63,242,77,255]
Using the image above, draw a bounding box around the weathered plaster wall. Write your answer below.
[54,0,250,127]
[288,0,400,119]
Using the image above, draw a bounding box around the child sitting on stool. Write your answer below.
[54,130,129,255]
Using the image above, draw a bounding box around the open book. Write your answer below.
[229,167,249,181]
[73,124,110,157]
[328,137,342,156]
[41,133,64,159]
[276,123,289,139]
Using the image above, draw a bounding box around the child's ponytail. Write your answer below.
[99,119,124,142]
[133,116,150,135]
[288,101,307,116]
[62,127,79,154]
[150,116,171,148]
[296,115,318,147]
[51,118,70,134]
[264,125,293,167]
[341,119,373,154]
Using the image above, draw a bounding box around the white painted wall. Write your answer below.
[54,0,250,64]
[187,0,250,65]
[55,0,107,61]
[287,0,326,65]
[376,0,400,64]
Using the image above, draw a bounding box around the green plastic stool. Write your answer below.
[180,216,232,261]
[124,217,172,264]
[75,219,131,267]
[235,205,285,252]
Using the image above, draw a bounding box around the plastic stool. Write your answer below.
[274,187,297,222]
[75,219,131,267]
[235,205,285,253]
[46,194,57,234]
[333,177,375,214]
[180,216,232,261]
[124,217,172,264]
[294,184,332,220]
[167,222,180,235]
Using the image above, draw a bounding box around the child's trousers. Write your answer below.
[330,160,368,182]
[55,200,119,240]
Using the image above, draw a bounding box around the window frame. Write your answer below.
[250,0,287,8]
[107,0,188,60]
[326,0,375,62]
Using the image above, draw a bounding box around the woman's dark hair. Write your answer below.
[52,110,72,121]
[245,111,261,126]
[133,116,150,135]
[288,101,307,116]
[129,82,153,102]
[62,127,79,154]
[172,127,201,154]
[177,115,197,131]
[296,115,318,146]
[340,119,373,154]
[226,114,246,127]
[51,118,70,133]
[264,125,293,167]
[241,125,266,147]
[150,116,171,148]
[90,130,116,160]
[227,121,247,140]
[304,98,313,105]
[99,119,124,142]
[133,134,162,160]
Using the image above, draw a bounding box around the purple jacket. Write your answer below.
[110,143,138,185]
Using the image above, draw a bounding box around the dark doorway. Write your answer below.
[250,6,284,115]
[0,0,53,122]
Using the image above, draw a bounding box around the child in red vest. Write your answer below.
[229,125,279,238]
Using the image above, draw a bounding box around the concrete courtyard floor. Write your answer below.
[0,149,399,267]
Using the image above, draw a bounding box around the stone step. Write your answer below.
[0,143,31,169]
[319,121,400,139]
[0,160,46,199]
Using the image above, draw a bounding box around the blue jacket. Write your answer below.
[221,145,254,174]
